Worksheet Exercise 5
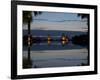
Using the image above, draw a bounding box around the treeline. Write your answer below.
[23,34,89,48]
[23,34,69,46]
[72,34,88,47]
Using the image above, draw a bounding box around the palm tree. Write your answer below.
[23,11,42,39]
[23,11,42,62]
[77,14,89,28]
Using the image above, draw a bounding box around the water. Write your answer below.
[23,30,87,39]
[23,30,89,69]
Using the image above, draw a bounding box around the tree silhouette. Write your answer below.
[23,11,42,67]
[77,14,89,19]
[23,11,42,35]
[77,14,89,28]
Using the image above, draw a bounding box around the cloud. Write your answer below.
[23,21,88,32]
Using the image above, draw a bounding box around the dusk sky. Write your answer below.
[23,11,88,32]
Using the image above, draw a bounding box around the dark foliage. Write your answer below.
[23,11,42,23]
[23,11,32,23]
[23,58,32,69]
[72,34,89,47]
[77,14,89,19]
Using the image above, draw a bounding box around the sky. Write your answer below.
[23,11,88,32]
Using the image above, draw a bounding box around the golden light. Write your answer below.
[28,36,30,46]
[62,37,66,41]
[61,41,66,46]
[48,40,51,46]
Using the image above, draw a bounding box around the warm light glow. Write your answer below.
[48,40,51,46]
[28,36,30,46]
[62,37,66,41]
[48,34,51,41]
[61,41,66,46]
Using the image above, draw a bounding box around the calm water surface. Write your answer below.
[23,40,88,68]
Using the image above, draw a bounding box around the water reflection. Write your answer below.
[48,40,51,46]
[47,40,68,47]
[61,40,68,47]
[23,40,88,69]
[23,57,32,68]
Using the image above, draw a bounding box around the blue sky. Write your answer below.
[23,11,88,32]
[33,12,83,22]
